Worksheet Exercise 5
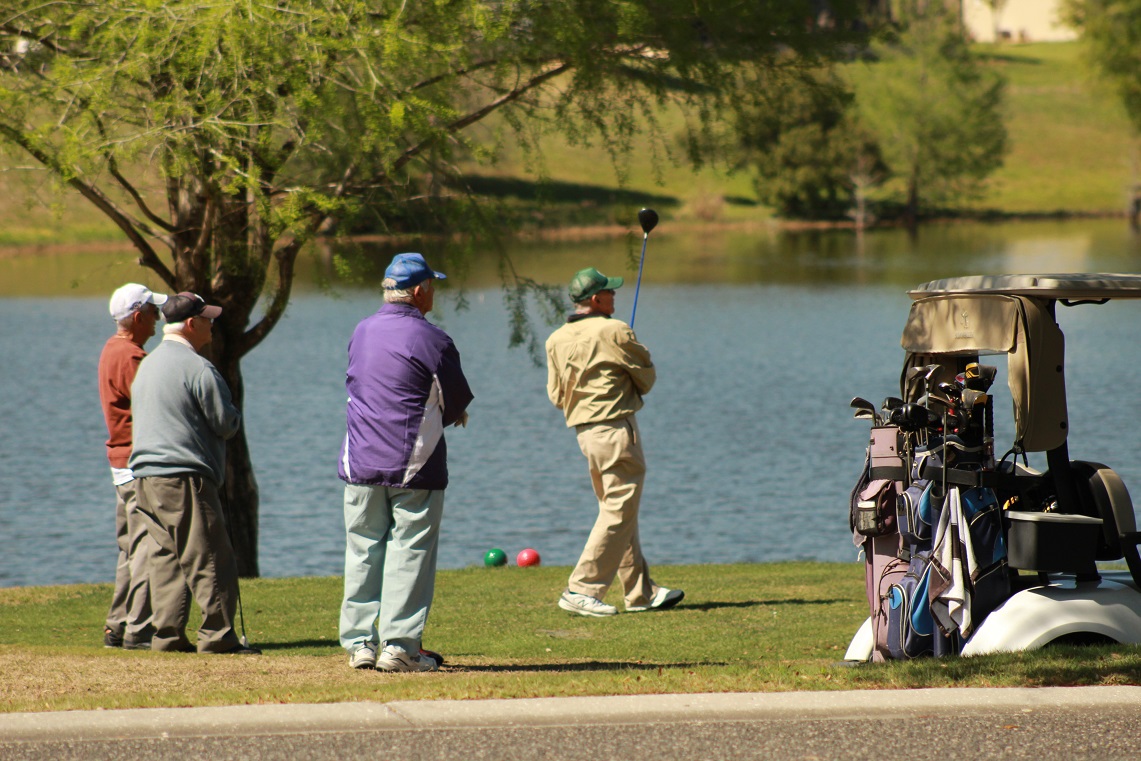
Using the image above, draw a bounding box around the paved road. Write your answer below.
[1,687,1138,760]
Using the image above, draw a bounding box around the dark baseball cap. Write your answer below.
[568,267,623,302]
[162,292,222,323]
[383,253,447,290]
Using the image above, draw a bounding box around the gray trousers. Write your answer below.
[134,474,242,653]
[105,480,156,642]
[339,484,444,655]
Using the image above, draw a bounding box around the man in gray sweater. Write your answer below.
[129,292,259,654]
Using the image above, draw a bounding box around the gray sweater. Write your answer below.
[128,338,241,485]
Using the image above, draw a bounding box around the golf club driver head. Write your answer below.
[638,208,658,235]
[919,392,957,411]
[963,362,998,391]
[890,403,938,432]
[960,388,988,408]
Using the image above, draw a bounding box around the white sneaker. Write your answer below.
[626,587,685,613]
[558,590,618,617]
[376,645,439,672]
[349,642,377,670]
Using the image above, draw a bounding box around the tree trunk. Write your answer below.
[906,169,920,234]
[215,351,261,578]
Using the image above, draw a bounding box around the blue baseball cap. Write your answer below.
[383,253,447,290]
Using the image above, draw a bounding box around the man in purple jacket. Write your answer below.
[338,253,474,672]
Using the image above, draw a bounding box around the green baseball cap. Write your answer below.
[568,267,624,302]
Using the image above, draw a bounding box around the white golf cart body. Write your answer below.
[846,274,1141,661]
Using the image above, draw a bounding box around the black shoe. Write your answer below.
[153,641,196,653]
[214,643,262,655]
[123,637,152,651]
[103,627,123,648]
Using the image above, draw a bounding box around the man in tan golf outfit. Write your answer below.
[545,267,684,617]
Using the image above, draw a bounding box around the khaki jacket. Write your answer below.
[545,314,655,427]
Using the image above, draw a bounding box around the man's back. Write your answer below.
[129,339,240,484]
[98,336,147,469]
[545,314,655,427]
[341,303,473,489]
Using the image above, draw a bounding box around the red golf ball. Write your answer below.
[516,548,541,567]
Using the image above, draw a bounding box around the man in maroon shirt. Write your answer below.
[97,283,167,649]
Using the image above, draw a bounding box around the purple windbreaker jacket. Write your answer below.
[338,303,474,490]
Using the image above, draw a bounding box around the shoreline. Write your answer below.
[0,209,1129,259]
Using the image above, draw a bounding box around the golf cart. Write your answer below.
[845,274,1141,661]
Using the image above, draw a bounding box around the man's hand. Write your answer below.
[454,411,469,428]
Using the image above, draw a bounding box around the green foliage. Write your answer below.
[1064,0,1141,135]
[731,66,884,219]
[0,0,867,335]
[853,8,1008,219]
[0,0,866,574]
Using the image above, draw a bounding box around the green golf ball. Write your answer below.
[483,548,507,567]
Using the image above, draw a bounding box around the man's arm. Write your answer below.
[616,326,656,395]
[196,364,242,440]
[545,342,564,408]
[437,342,474,427]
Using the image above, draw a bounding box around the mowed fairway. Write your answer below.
[3,562,1141,713]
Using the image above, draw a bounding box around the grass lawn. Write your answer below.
[2,562,1140,713]
[974,42,1138,213]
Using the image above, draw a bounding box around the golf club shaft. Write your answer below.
[630,233,648,328]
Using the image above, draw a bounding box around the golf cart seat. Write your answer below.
[1072,462,1141,587]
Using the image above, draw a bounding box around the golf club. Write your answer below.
[629,208,658,328]
[850,396,881,426]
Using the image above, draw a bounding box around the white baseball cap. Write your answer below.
[109,283,169,322]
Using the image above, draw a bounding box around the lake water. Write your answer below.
[3,219,1141,587]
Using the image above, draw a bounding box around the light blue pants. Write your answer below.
[339,484,445,655]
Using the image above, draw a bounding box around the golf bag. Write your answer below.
[928,486,1010,639]
[850,448,898,538]
[882,483,955,659]
[885,550,938,660]
[864,532,908,663]
[897,480,935,547]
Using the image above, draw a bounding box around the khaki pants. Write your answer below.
[568,416,655,608]
[105,480,155,643]
[134,474,242,653]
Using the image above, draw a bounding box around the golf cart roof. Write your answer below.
[909,273,1141,301]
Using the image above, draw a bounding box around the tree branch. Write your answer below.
[106,160,176,232]
[409,58,500,91]
[391,59,572,175]
[189,193,215,263]
[0,121,177,288]
[239,238,302,356]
